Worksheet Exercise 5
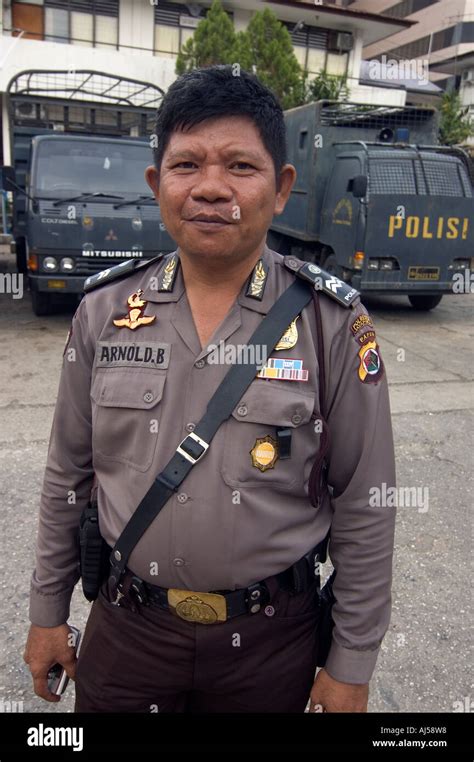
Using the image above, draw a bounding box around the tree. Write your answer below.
[176,0,236,74]
[307,70,349,103]
[175,2,305,109]
[439,90,473,146]
[235,10,305,110]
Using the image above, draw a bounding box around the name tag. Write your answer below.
[95,341,170,369]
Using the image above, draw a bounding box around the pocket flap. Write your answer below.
[91,368,166,409]
[231,381,314,427]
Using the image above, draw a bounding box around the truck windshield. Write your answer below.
[368,154,472,197]
[33,139,152,198]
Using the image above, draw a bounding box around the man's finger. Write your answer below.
[32,674,61,703]
[64,657,77,682]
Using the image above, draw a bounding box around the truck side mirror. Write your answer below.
[348,175,367,198]
[0,166,17,191]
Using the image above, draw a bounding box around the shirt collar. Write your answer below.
[141,243,278,315]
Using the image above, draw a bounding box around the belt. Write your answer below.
[113,536,329,624]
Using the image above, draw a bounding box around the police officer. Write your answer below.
[24,66,396,713]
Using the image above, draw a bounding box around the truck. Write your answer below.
[268,101,474,310]
[0,69,175,315]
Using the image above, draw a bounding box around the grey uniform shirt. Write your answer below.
[30,244,396,684]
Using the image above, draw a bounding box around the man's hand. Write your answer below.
[309,668,369,712]
[23,623,78,702]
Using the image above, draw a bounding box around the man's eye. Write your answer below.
[173,162,196,169]
[232,162,255,170]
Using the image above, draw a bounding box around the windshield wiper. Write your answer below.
[113,195,155,209]
[52,192,125,207]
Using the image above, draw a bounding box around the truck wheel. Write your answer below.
[30,290,53,316]
[322,253,341,277]
[408,295,442,311]
[266,231,291,256]
[15,239,27,274]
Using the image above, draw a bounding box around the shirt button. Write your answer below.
[177,493,188,504]
[195,359,206,369]
[237,404,248,416]
[185,422,196,433]
[143,391,154,403]
[292,413,302,425]
[173,558,185,567]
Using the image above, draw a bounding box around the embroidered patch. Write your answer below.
[358,341,384,383]
[351,313,374,336]
[355,329,376,346]
[96,341,170,369]
[246,258,269,300]
[157,254,179,292]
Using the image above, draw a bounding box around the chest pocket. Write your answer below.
[221,380,319,494]
[90,368,166,472]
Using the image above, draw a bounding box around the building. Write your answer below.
[0,0,421,162]
[346,0,474,121]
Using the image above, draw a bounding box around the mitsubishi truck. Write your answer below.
[268,101,473,310]
[0,69,175,315]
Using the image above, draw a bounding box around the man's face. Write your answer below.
[145,115,295,263]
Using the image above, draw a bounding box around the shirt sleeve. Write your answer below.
[29,298,95,627]
[322,299,396,684]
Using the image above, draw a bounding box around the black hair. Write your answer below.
[152,65,287,185]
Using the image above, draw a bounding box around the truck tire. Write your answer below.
[322,252,343,278]
[266,231,291,256]
[15,239,27,274]
[30,290,53,316]
[408,295,442,311]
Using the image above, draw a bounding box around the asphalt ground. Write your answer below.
[0,246,472,714]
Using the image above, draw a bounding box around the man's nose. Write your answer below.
[189,166,234,202]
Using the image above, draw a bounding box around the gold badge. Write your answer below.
[113,289,156,330]
[275,316,299,351]
[250,435,279,472]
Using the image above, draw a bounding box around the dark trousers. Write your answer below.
[74,574,320,713]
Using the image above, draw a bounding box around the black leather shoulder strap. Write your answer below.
[108,278,314,594]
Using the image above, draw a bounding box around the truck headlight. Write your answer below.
[43,256,58,272]
[60,257,75,272]
[380,260,394,270]
[368,259,379,270]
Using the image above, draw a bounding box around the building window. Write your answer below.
[281,21,348,78]
[384,0,439,19]
[43,0,118,48]
[386,22,474,60]
[153,2,232,59]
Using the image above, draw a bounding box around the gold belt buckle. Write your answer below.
[167,588,227,624]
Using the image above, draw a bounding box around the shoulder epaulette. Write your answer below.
[284,258,360,308]
[83,253,167,293]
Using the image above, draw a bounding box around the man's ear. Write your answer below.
[274,164,297,216]
[145,165,160,202]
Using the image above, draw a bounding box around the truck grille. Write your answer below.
[74,257,149,275]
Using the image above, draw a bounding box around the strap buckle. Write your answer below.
[176,432,209,464]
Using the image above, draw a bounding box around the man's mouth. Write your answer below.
[186,214,232,225]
